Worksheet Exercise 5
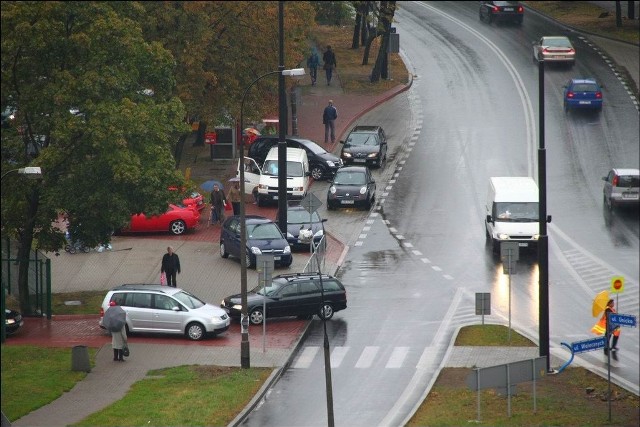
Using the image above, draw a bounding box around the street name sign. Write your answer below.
[571,336,606,354]
[609,313,637,328]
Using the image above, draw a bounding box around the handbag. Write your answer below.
[122,343,130,357]
[160,272,166,286]
[224,201,232,212]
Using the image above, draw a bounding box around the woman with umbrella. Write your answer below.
[104,301,128,362]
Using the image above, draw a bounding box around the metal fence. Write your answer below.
[302,235,326,274]
[1,235,52,317]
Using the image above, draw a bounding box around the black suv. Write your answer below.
[221,272,347,325]
[479,1,524,25]
[247,136,342,180]
[339,125,388,168]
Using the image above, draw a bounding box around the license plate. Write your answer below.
[341,200,355,204]
[518,243,529,247]
[622,192,638,199]
[503,7,514,11]
[553,56,564,59]
[274,256,281,260]
[578,101,591,105]
[272,195,278,200]
[353,158,366,163]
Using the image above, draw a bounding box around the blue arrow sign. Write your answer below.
[609,313,637,328]
[571,336,606,354]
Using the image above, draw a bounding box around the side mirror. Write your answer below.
[602,176,607,181]
[321,218,328,223]
[486,214,493,224]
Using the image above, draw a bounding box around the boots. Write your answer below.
[118,349,125,361]
[113,349,119,361]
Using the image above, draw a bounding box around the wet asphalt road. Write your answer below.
[241,2,639,426]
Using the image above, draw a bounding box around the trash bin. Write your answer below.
[71,345,91,372]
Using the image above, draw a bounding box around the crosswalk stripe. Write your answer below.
[293,346,320,369]
[355,346,379,368]
[385,346,409,368]
[330,346,349,367]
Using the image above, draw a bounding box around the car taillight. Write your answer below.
[568,48,575,54]
[491,5,499,12]
[566,91,574,98]
[613,175,619,186]
[595,92,602,99]
[518,6,523,13]
[100,307,104,317]
[542,48,549,53]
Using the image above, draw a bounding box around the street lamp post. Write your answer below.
[1,166,42,343]
[239,68,304,368]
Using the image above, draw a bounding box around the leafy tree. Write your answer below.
[139,1,315,145]
[312,1,354,26]
[1,1,188,313]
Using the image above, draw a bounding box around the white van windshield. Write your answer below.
[263,160,304,177]
[493,202,539,222]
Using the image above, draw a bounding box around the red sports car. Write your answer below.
[169,187,205,212]
[124,204,200,235]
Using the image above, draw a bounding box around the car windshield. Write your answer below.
[172,290,206,309]
[334,171,366,186]
[494,202,539,222]
[300,139,325,154]
[247,223,283,239]
[545,38,571,47]
[572,83,597,92]
[495,1,519,5]
[288,209,321,224]
[347,133,378,146]
[250,280,286,296]
[262,160,304,177]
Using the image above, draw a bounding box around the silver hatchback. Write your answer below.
[99,285,230,340]
[602,168,640,209]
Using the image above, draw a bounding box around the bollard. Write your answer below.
[71,345,91,372]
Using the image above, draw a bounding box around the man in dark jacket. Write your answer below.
[322,45,337,85]
[322,100,338,144]
[161,246,181,287]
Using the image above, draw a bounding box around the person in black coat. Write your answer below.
[161,246,181,287]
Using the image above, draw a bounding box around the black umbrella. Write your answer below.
[102,305,126,332]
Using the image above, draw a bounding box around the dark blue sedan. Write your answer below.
[563,78,603,111]
[219,215,292,268]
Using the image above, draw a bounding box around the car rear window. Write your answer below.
[495,1,520,6]
[322,279,345,292]
[546,38,571,47]
[617,175,640,188]
[572,83,597,92]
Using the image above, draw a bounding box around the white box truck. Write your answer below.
[485,177,541,254]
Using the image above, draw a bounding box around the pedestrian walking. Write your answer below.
[161,246,181,288]
[592,299,621,355]
[322,45,337,85]
[307,47,320,86]
[323,99,338,144]
[227,181,242,215]
[210,184,227,224]
[106,301,128,362]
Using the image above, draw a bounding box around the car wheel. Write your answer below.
[311,165,325,181]
[249,307,264,325]
[82,245,91,253]
[319,303,335,320]
[220,242,229,258]
[170,220,186,235]
[186,322,205,341]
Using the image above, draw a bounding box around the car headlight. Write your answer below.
[250,246,262,255]
[232,304,242,311]
[329,186,336,194]
[284,245,291,254]
[498,233,510,240]
[342,152,352,158]
[326,160,336,167]
[367,152,379,158]
[258,184,269,190]
[359,186,367,195]
[6,319,16,325]
[532,234,540,241]
[314,229,324,237]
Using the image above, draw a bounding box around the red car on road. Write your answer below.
[124,204,200,235]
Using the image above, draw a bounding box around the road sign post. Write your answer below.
[256,254,274,353]
[475,293,491,324]
[501,242,519,343]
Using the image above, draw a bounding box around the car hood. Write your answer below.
[331,183,367,194]
[191,303,228,317]
[342,144,379,155]
[225,292,271,306]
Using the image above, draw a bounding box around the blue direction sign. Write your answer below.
[609,313,637,328]
[571,336,606,354]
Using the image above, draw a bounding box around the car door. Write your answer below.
[366,168,376,201]
[222,217,242,258]
[151,294,185,333]
[378,129,388,160]
[297,280,323,316]
[268,283,301,318]
[121,292,154,332]
[238,158,262,195]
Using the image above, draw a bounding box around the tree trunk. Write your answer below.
[352,9,362,49]
[616,1,622,27]
[18,189,40,315]
[627,0,635,19]
[194,121,207,146]
[362,34,377,65]
[370,1,395,83]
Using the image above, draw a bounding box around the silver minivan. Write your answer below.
[602,168,640,209]
[99,285,230,340]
